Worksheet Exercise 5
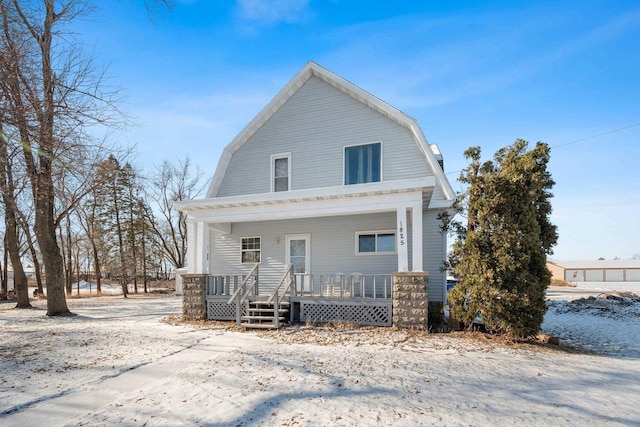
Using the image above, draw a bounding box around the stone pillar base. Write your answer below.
[182,274,207,320]
[392,272,429,330]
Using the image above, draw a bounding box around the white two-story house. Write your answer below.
[176,62,455,327]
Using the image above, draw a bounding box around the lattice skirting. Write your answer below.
[298,299,392,327]
[206,297,246,320]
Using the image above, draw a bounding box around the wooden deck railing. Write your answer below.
[267,264,294,304]
[292,273,392,299]
[205,269,393,300]
[226,264,259,325]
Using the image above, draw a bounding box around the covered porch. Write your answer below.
[176,177,438,328]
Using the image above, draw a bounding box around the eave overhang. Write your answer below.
[176,177,451,224]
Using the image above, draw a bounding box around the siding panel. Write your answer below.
[217,77,434,197]
[422,210,446,302]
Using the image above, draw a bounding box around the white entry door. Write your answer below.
[286,234,311,293]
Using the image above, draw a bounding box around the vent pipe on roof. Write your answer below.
[430,144,444,171]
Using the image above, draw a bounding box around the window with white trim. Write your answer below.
[344,142,381,185]
[271,153,290,192]
[356,231,396,254]
[241,237,261,263]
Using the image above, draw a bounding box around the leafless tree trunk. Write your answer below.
[0,245,7,300]
[0,0,71,315]
[0,123,30,308]
[18,216,44,294]
[141,205,148,293]
[77,201,102,293]
[110,176,128,298]
[129,186,138,294]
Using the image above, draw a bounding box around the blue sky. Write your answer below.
[75,0,639,260]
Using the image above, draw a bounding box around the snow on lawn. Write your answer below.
[543,293,640,358]
[1,292,639,426]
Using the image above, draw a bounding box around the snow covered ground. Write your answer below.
[44,280,164,297]
[1,289,639,426]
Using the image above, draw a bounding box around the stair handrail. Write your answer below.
[267,264,294,305]
[227,263,259,305]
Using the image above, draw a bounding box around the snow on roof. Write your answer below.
[549,260,640,269]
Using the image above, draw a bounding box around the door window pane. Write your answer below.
[290,239,306,257]
[291,256,306,274]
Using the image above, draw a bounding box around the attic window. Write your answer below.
[271,153,290,192]
[344,142,381,185]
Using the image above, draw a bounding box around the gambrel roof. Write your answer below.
[206,61,455,204]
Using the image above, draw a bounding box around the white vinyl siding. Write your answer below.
[422,209,446,302]
[216,77,436,197]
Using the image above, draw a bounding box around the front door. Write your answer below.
[286,234,311,292]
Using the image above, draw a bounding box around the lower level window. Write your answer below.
[241,237,261,263]
[356,231,396,254]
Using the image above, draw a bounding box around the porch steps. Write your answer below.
[240,300,290,330]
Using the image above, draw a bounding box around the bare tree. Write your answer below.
[76,193,103,293]
[0,123,30,307]
[0,0,125,315]
[146,157,206,270]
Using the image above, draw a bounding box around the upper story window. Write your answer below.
[241,237,261,263]
[271,153,291,192]
[344,142,381,185]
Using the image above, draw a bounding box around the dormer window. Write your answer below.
[271,153,291,192]
[344,142,381,185]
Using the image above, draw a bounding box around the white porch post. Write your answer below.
[411,204,423,272]
[195,221,208,274]
[396,207,409,272]
[186,219,197,273]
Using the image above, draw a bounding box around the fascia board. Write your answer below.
[408,124,456,202]
[176,177,436,212]
[187,189,425,224]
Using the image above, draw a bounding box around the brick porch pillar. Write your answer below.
[392,272,429,329]
[182,274,207,320]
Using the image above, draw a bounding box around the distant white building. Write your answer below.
[547,260,640,283]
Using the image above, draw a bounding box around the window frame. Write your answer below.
[270,152,291,192]
[355,230,397,256]
[343,141,383,186]
[241,236,262,264]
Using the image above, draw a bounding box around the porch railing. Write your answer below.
[227,264,259,325]
[266,264,294,327]
[291,273,392,299]
[205,270,393,300]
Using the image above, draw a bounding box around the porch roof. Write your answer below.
[176,177,449,223]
